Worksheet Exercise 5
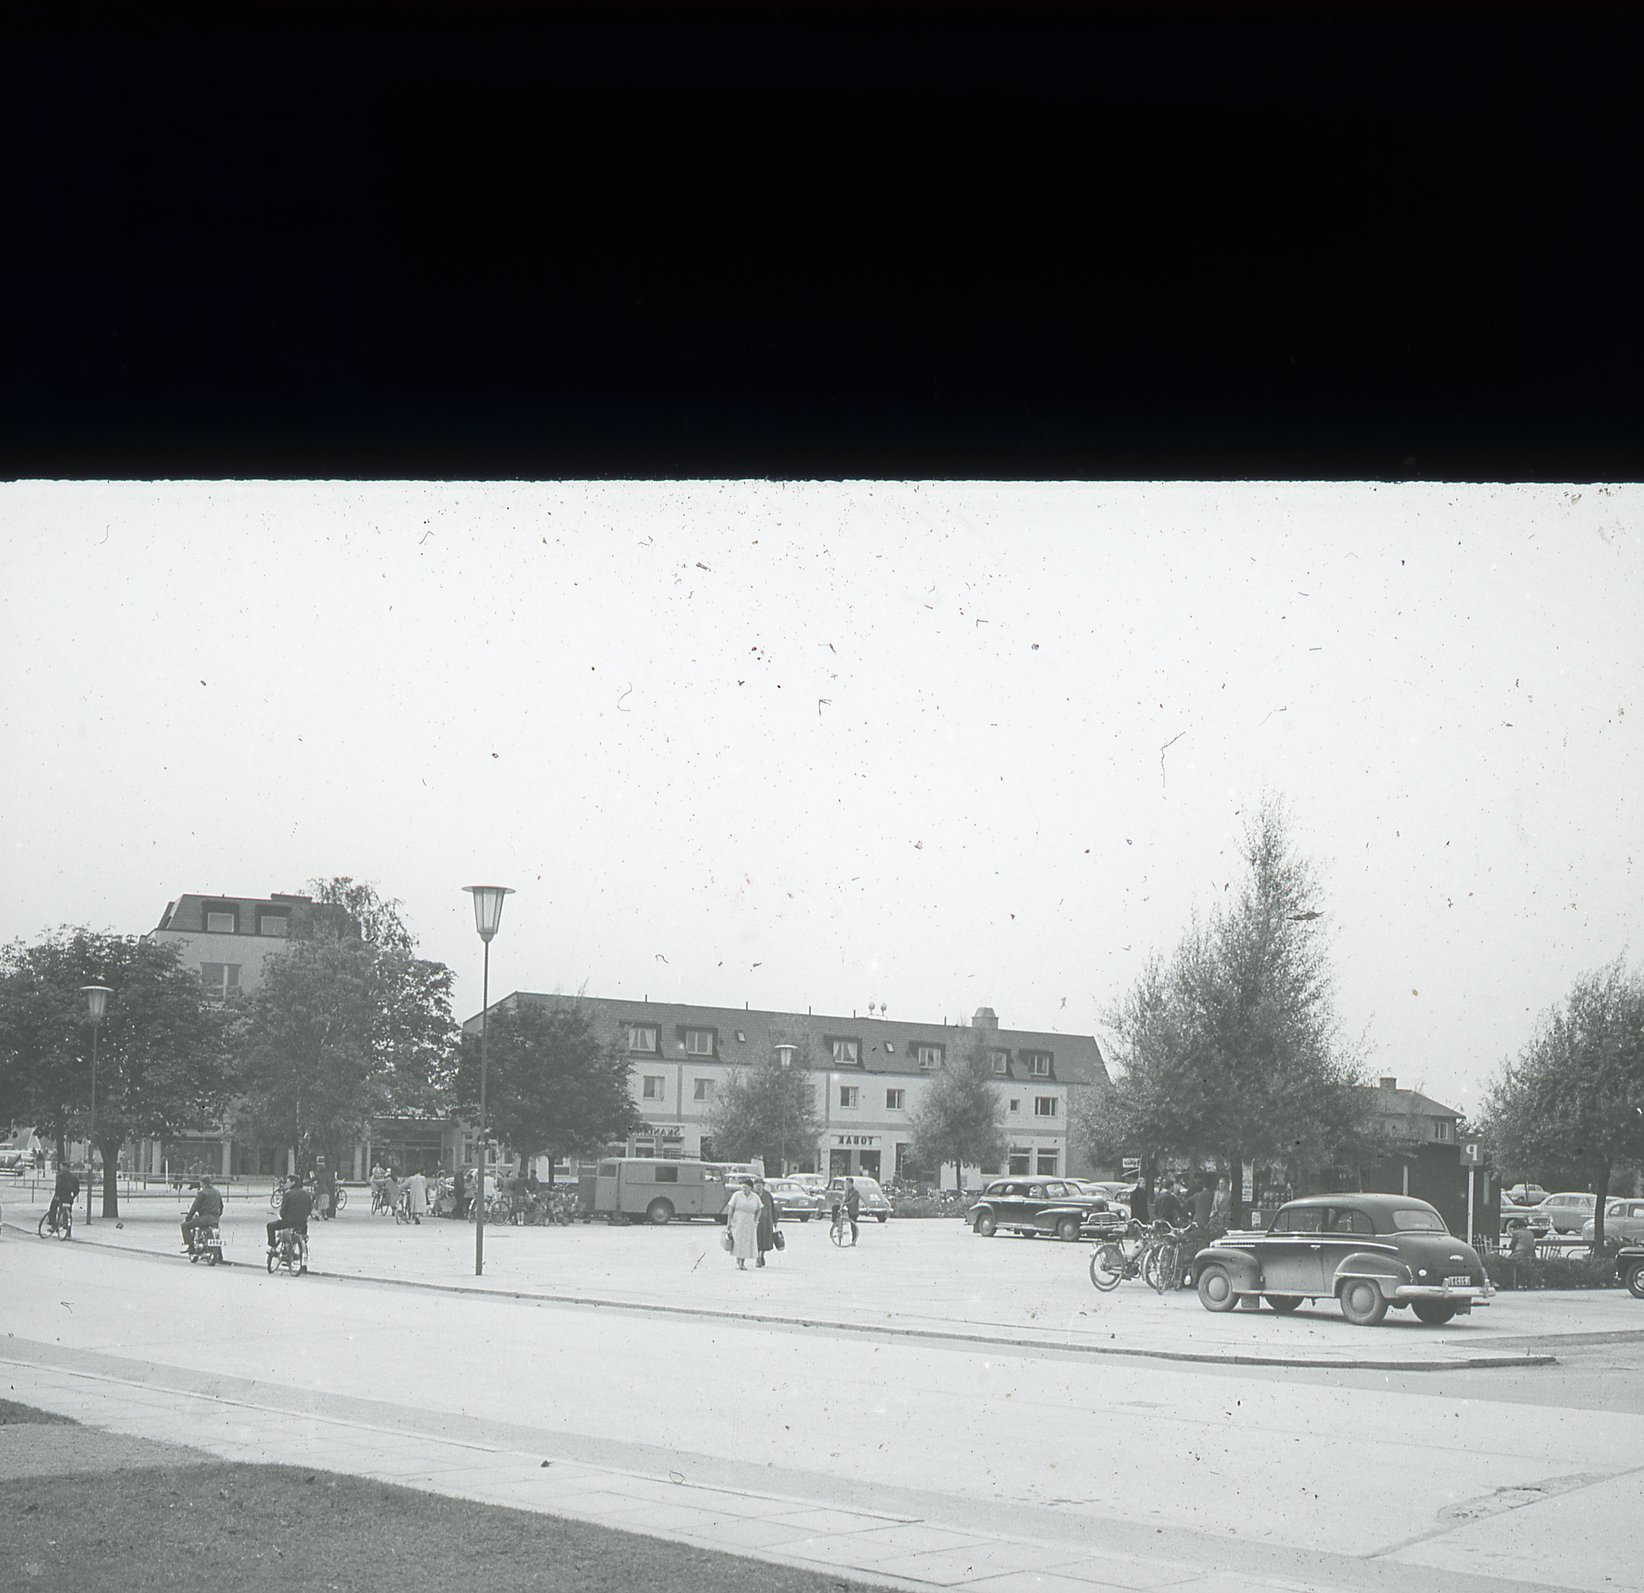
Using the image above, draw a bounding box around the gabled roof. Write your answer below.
[1366,1079,1463,1121]
[479,992,1109,1086]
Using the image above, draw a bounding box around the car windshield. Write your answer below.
[1386,1207,1447,1233]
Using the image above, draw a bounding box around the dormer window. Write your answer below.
[628,1024,659,1054]
[203,903,237,934]
[684,1028,715,1057]
[1025,1052,1052,1077]
[916,1043,943,1070]
[990,1049,1010,1075]
[257,912,290,937]
[829,1037,861,1066]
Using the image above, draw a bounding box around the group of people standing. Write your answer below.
[370,1163,436,1222]
[1132,1172,1232,1242]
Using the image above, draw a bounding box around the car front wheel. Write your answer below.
[1057,1215,1081,1242]
[974,1212,997,1237]
[1339,1278,1389,1326]
[1625,1265,1644,1300]
[1197,1263,1238,1313]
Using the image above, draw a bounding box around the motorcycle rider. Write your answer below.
[181,1174,225,1255]
[266,1169,314,1270]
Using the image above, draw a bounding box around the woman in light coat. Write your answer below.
[725,1178,762,1270]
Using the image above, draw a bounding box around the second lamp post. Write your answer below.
[463,885,512,1277]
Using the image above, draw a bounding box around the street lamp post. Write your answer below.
[81,985,111,1222]
[463,885,513,1278]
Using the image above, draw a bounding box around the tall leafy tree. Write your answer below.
[1481,956,1644,1248]
[231,880,456,1170]
[1089,799,1368,1215]
[0,929,231,1217]
[708,1038,823,1173]
[909,1033,1005,1192]
[455,1001,640,1174]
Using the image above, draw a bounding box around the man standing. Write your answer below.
[315,1155,337,1220]
[1210,1176,1232,1240]
[403,1167,428,1225]
[1153,1179,1185,1226]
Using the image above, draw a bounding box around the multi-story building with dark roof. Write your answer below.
[484,994,1109,1183]
[149,891,349,1002]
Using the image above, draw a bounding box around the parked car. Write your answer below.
[1503,1183,1548,1207]
[1525,1192,1599,1234]
[1068,1179,1133,1212]
[1580,1199,1644,1244]
[766,1177,826,1222]
[1617,1245,1644,1300]
[0,1148,29,1176]
[825,1174,891,1223]
[1191,1193,1493,1326]
[967,1178,1123,1241]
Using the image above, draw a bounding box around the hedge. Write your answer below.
[1484,1249,1624,1289]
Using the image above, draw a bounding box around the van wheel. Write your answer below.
[645,1199,674,1225]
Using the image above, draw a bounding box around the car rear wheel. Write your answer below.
[1339,1278,1389,1326]
[1056,1215,1081,1242]
[1264,1295,1301,1314]
[1197,1263,1238,1313]
[1627,1266,1644,1300]
[1411,1301,1457,1325]
[974,1212,997,1237]
[645,1199,674,1225]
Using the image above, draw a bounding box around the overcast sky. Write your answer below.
[3,481,1637,1119]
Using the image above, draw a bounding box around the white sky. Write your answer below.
[2,482,1637,1120]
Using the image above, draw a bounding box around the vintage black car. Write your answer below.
[967,1177,1124,1241]
[1618,1245,1644,1300]
[1191,1193,1493,1326]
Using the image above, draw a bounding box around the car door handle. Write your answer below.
[1309,1243,1321,1251]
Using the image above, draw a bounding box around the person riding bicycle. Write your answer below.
[181,1174,225,1253]
[370,1162,389,1210]
[47,1164,81,1229]
[834,1177,862,1246]
[266,1171,314,1262]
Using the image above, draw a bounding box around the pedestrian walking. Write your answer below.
[724,1177,761,1270]
[754,1176,779,1267]
[404,1168,428,1224]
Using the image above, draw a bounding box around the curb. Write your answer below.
[3,1219,1558,1373]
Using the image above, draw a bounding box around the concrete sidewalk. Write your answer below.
[6,1196,1609,1371]
[0,1341,1388,1593]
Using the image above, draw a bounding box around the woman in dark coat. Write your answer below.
[754,1177,779,1267]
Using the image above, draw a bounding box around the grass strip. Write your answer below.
[5,1461,877,1593]
[0,1400,78,1425]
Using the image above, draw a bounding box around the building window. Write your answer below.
[1036,1148,1060,1175]
[885,1089,905,1110]
[830,1037,861,1065]
[685,1029,715,1057]
[629,1025,659,1053]
[1008,1147,1031,1174]
[1026,1052,1052,1077]
[1433,1119,1454,1142]
[257,913,289,937]
[641,1076,665,1101]
[916,1044,943,1070]
[692,1078,716,1102]
[839,1086,859,1108]
[1034,1096,1058,1117]
[200,963,240,999]
[1008,1098,1020,1114]
[990,1050,1010,1075]
[204,907,237,934]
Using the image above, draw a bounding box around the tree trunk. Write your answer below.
[1592,1158,1611,1249]
[97,1135,120,1219]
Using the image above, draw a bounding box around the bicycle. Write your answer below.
[371,1181,391,1215]
[267,1226,307,1276]
[38,1203,74,1241]
[829,1205,860,1247]
[1143,1223,1194,1293]
[1089,1219,1164,1291]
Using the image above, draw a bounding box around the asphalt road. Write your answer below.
[4,1203,1642,1593]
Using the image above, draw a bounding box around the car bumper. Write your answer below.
[1391,1283,1493,1307]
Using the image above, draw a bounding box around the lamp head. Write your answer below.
[463,885,514,943]
[81,984,112,1023]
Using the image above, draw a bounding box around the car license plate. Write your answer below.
[1444,1274,1471,1288]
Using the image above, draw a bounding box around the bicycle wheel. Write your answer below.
[269,1186,283,1214]
[829,1218,847,1247]
[1145,1241,1179,1294]
[1090,1242,1127,1291]
[38,1211,52,1239]
[332,1187,348,1211]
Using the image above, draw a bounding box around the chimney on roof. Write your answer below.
[972,1006,999,1032]
[1378,1076,1397,1090]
